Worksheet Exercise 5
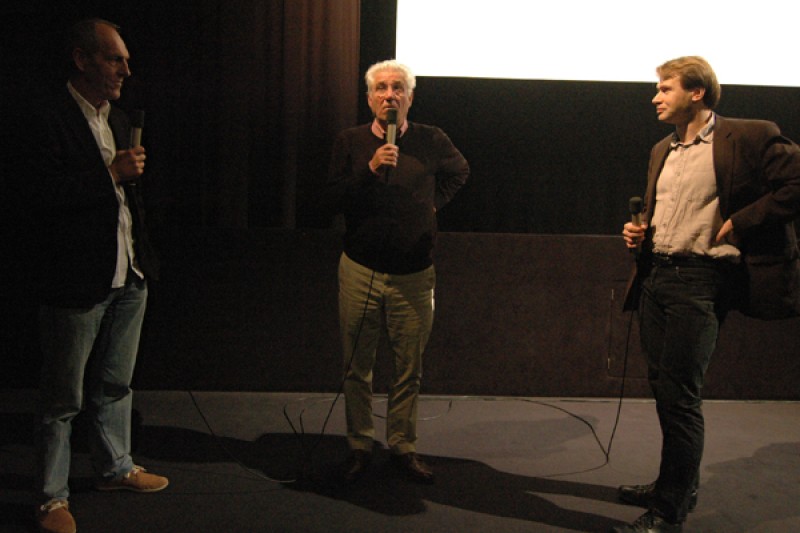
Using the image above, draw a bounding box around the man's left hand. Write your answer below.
[715,218,737,244]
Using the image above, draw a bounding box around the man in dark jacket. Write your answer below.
[20,19,168,533]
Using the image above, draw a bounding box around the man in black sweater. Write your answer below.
[327,59,469,484]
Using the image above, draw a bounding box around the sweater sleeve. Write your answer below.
[432,127,470,210]
[323,127,382,216]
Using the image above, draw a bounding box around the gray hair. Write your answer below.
[364,59,416,94]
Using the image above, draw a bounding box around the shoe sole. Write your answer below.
[96,480,169,493]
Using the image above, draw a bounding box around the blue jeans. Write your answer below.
[639,259,731,522]
[37,275,147,502]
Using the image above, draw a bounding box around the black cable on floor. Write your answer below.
[186,280,637,484]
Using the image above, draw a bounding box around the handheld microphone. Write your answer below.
[629,196,643,257]
[629,196,642,226]
[385,108,397,145]
[130,110,145,147]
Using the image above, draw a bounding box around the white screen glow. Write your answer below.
[396,0,799,87]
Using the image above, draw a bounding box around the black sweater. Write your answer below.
[327,121,469,274]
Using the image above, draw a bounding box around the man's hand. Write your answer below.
[369,144,399,173]
[109,146,146,183]
[715,218,737,244]
[622,221,648,250]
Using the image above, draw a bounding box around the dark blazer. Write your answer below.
[18,87,159,307]
[624,115,800,312]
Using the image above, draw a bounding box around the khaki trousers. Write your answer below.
[338,253,435,454]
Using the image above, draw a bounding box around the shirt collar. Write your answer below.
[671,112,715,147]
[371,118,409,140]
[67,81,111,121]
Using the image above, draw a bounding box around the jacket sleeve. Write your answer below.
[728,121,800,236]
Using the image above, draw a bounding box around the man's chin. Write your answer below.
[106,86,124,101]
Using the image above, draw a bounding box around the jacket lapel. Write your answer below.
[712,116,734,218]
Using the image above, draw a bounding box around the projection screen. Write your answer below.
[395,0,799,87]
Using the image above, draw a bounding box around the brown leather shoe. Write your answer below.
[390,452,434,484]
[341,450,372,483]
[37,499,76,533]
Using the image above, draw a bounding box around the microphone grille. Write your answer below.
[386,108,398,125]
[130,109,145,129]
[629,196,643,214]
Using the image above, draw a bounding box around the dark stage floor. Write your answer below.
[1,389,798,532]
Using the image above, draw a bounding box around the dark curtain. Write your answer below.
[1,0,361,231]
[0,1,360,385]
[132,0,361,230]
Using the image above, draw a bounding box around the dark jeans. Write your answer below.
[639,258,731,522]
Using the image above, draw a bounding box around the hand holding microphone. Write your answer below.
[623,196,647,256]
[109,110,146,183]
[129,109,144,148]
[369,107,399,173]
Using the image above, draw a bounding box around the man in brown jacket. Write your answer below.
[617,56,800,532]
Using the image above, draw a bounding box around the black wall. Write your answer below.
[98,230,800,400]
[6,230,798,399]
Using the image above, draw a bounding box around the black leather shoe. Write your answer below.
[618,482,698,512]
[390,452,434,484]
[341,450,371,483]
[611,511,683,532]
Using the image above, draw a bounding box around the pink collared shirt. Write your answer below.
[370,117,408,140]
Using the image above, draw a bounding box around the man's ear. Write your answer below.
[691,86,706,103]
[72,48,88,72]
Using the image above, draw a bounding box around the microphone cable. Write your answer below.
[282,266,378,480]
[177,255,639,484]
[170,262,376,487]
[607,305,637,459]
[185,281,639,484]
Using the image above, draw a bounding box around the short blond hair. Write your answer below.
[657,56,721,109]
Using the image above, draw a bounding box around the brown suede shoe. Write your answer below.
[37,499,76,533]
[95,465,169,492]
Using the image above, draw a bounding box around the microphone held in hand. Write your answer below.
[385,108,397,145]
[130,110,145,148]
[629,196,642,226]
